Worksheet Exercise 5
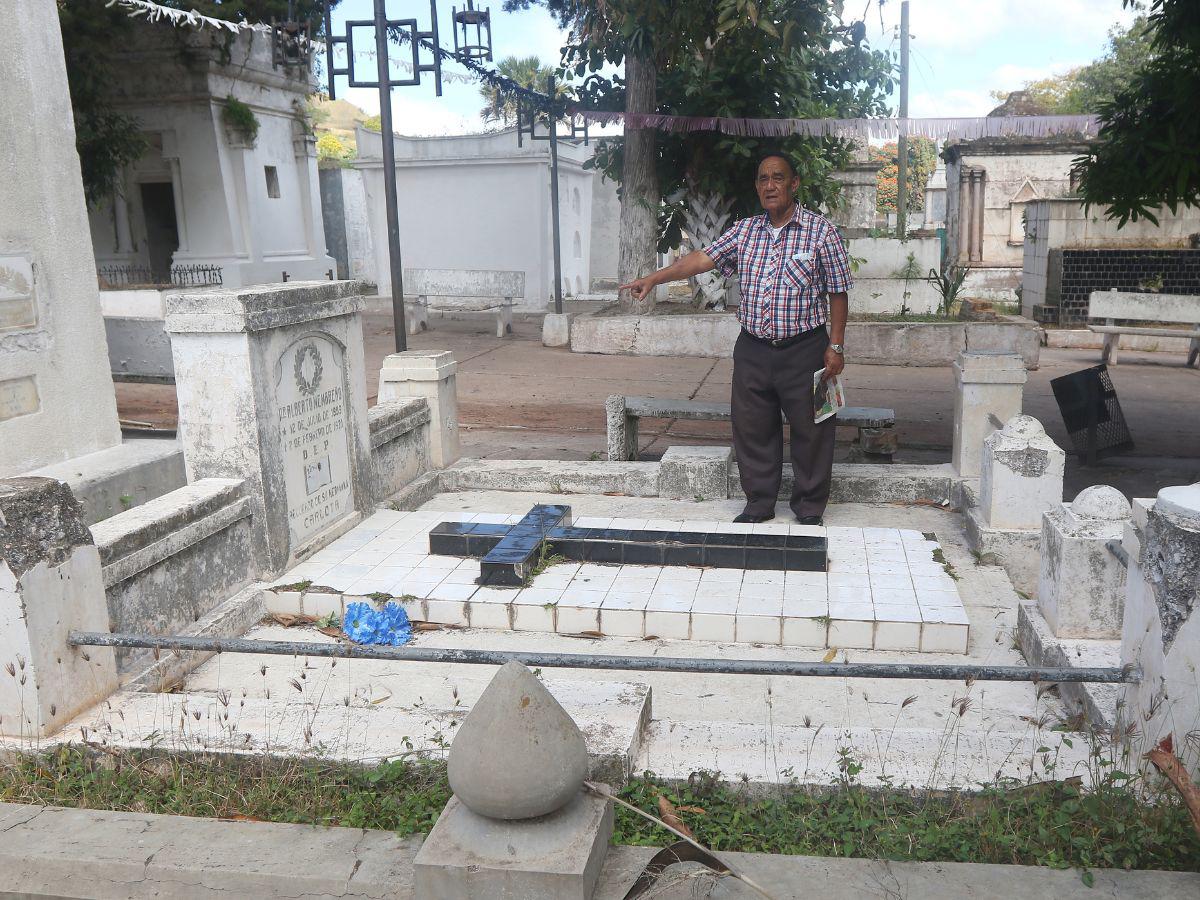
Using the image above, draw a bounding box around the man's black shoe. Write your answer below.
[733,512,774,524]
[797,515,823,526]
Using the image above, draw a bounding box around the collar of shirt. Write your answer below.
[756,203,805,235]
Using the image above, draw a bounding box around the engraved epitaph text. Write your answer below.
[0,376,40,422]
[276,335,354,549]
[0,255,37,333]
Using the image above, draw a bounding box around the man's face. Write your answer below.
[755,156,799,216]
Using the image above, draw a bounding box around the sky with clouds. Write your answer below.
[327,0,1139,134]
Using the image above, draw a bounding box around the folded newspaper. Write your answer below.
[813,368,846,423]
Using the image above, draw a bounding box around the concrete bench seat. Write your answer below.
[606,395,897,461]
[405,268,524,338]
[1086,289,1200,367]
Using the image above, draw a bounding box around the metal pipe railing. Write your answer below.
[68,632,1141,684]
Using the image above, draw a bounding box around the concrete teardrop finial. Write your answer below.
[447,661,588,820]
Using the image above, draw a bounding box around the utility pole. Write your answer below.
[547,74,564,315]
[895,0,911,237]
[373,0,407,351]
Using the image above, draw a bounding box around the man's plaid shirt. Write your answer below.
[704,205,853,341]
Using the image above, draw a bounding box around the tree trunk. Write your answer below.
[682,188,734,309]
[618,50,660,314]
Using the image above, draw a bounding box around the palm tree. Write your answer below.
[479,55,564,125]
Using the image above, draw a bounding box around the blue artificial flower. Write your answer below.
[378,602,413,646]
[343,601,380,644]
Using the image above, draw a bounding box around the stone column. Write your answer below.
[164,281,373,575]
[377,351,460,469]
[1,0,122,476]
[0,478,118,738]
[1038,486,1131,639]
[1118,483,1200,770]
[415,662,612,898]
[952,352,1027,478]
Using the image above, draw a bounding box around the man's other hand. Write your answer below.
[821,346,845,380]
[619,276,655,302]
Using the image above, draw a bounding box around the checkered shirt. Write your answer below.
[704,205,853,341]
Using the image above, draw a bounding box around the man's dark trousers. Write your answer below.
[731,328,836,519]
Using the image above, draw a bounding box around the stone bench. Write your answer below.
[1087,289,1200,367]
[405,268,523,338]
[606,395,897,461]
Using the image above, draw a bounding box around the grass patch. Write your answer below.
[2,747,1198,873]
[849,312,957,323]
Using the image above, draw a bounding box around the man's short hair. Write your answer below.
[756,151,797,176]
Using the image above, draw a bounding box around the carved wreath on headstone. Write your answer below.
[294,343,324,396]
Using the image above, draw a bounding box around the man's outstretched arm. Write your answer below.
[618,250,717,303]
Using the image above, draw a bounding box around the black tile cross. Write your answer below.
[429,505,828,587]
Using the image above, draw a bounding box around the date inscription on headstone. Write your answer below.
[0,376,39,422]
[276,335,354,550]
[0,256,37,333]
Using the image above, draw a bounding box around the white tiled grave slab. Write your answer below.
[271,510,969,653]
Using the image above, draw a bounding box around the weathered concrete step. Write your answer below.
[69,677,651,782]
[636,720,1095,788]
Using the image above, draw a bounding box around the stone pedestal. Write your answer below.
[1118,483,1200,772]
[0,478,117,738]
[659,446,732,501]
[377,351,460,469]
[164,281,374,575]
[951,352,1027,478]
[830,149,884,234]
[543,312,574,348]
[966,415,1065,594]
[1038,486,1131,639]
[415,661,612,898]
[1,0,122,476]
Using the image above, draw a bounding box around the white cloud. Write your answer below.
[908,87,997,118]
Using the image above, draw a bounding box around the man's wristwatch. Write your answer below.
[830,343,845,355]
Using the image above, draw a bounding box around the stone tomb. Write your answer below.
[273,508,970,653]
[429,504,827,587]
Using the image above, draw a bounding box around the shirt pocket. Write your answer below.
[781,256,816,291]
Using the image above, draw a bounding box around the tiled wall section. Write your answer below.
[1040,248,1200,325]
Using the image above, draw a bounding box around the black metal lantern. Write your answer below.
[451,1,493,62]
[272,1,313,71]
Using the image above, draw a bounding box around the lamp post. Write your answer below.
[322,0,492,352]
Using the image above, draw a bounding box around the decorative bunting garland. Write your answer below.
[105,0,271,33]
[570,109,1100,141]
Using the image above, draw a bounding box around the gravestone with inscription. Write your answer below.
[1,0,122,476]
[164,281,373,574]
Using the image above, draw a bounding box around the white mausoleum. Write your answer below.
[344,126,618,308]
[87,26,334,288]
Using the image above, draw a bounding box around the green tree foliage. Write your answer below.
[554,0,893,250]
[479,55,566,124]
[871,136,937,213]
[57,0,339,205]
[1073,0,1200,223]
[988,16,1156,114]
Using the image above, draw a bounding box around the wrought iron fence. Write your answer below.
[97,263,223,289]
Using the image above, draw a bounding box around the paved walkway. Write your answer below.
[2,802,1197,899]
[116,308,1200,498]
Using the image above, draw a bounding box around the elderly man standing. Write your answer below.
[620,152,852,525]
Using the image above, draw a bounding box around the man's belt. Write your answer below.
[741,326,825,350]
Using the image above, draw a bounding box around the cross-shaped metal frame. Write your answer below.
[322,0,444,98]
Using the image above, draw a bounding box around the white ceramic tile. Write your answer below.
[751,523,791,535]
[691,593,737,614]
[739,582,784,601]
[643,519,683,531]
[473,586,518,604]
[561,589,607,609]
[921,606,970,625]
[343,572,397,595]
[783,581,827,602]
[872,603,922,623]
[576,563,621,579]
[699,568,743,584]
[875,621,921,651]
[829,618,874,649]
[600,608,644,637]
[828,585,872,605]
[866,549,907,563]
[513,588,563,607]
[471,512,511,524]
[342,549,394,567]
[441,567,482,585]
[782,597,828,618]
[742,570,784,585]
[736,614,781,645]
[917,590,963,609]
[428,583,477,602]
[425,598,468,626]
[618,565,662,580]
[829,559,869,573]
[468,601,511,630]
[645,610,690,639]
[785,570,828,586]
[646,592,694,613]
[828,601,874,621]
[921,622,969,653]
[907,562,948,577]
[911,574,958,593]
[573,517,614,529]
[862,527,902,541]
[737,595,783,616]
[782,616,828,648]
[897,529,925,541]
[691,613,737,643]
[602,592,648,611]
[724,522,757,534]
[650,582,697,603]
[826,526,864,542]
[788,524,826,537]
[873,587,917,606]
[556,605,600,634]
[512,603,556,632]
[265,590,302,615]
[608,517,648,530]
[420,555,461,571]
[828,572,870,587]
[657,567,702,583]
[318,565,374,590]
[867,561,909,575]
